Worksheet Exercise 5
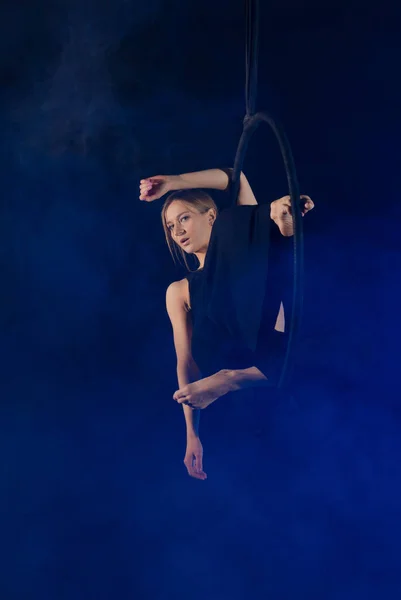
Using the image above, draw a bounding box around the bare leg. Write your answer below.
[174,370,234,410]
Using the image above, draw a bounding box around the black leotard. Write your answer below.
[186,204,292,385]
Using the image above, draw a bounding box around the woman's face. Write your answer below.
[165,200,214,254]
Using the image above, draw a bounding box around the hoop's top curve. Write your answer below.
[229,0,305,389]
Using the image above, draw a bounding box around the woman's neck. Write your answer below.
[194,250,207,270]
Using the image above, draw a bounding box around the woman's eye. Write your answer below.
[181,216,189,222]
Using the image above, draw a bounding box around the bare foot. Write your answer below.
[173,370,233,410]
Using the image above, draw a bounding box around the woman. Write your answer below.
[139,168,314,480]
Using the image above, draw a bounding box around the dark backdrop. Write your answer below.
[1,0,400,598]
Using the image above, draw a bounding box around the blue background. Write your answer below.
[1,0,400,598]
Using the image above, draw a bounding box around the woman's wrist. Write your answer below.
[186,422,200,440]
[168,174,184,192]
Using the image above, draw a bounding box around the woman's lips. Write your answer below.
[181,238,190,246]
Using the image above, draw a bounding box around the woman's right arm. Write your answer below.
[166,281,207,480]
[173,169,258,205]
[140,169,257,205]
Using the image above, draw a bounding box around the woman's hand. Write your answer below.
[184,435,207,480]
[270,194,314,219]
[139,175,176,202]
[270,195,314,236]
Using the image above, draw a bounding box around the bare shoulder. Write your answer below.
[166,278,190,316]
[166,279,193,363]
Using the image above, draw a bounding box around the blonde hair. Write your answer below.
[161,189,218,271]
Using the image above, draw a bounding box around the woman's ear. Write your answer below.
[208,208,216,225]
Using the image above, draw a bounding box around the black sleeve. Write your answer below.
[218,167,234,193]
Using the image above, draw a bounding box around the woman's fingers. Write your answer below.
[278,196,314,215]
[301,195,314,210]
[270,194,314,224]
[140,189,158,201]
[139,182,151,200]
[184,455,197,478]
[140,176,163,189]
[140,181,154,192]
[195,451,204,475]
[184,454,206,480]
[139,178,158,201]
[191,455,206,479]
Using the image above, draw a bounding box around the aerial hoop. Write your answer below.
[230,0,304,390]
